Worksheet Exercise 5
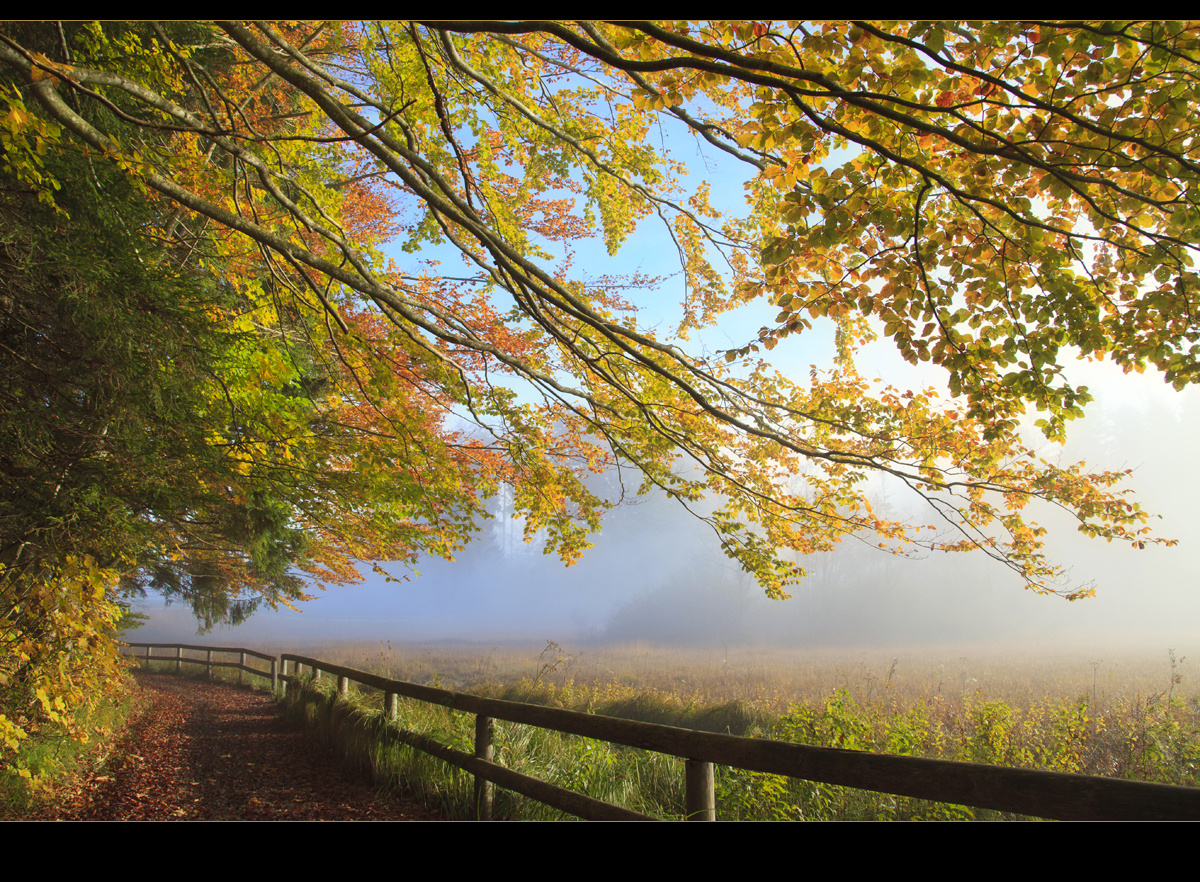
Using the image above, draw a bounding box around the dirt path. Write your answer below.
[27,670,445,820]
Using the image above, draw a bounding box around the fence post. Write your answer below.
[144,645,151,670]
[175,645,182,674]
[337,674,348,696]
[385,691,398,723]
[239,651,246,686]
[474,715,495,821]
[206,648,212,679]
[272,657,278,694]
[685,759,716,821]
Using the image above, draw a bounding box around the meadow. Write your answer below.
[273,640,1200,820]
[6,638,1195,819]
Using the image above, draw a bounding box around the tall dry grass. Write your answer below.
[281,640,1199,819]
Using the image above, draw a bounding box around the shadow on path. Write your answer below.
[29,670,445,820]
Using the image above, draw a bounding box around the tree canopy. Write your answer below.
[2,20,1198,771]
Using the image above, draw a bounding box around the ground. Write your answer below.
[17,670,444,821]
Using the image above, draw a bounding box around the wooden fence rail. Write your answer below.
[127,642,277,691]
[126,643,1200,821]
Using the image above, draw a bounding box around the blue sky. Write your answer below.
[133,76,1200,656]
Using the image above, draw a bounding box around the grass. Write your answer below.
[0,668,144,817]
[275,641,1200,820]
[44,641,1196,820]
[130,646,279,691]
[281,673,689,819]
[1,646,284,816]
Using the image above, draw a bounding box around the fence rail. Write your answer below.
[127,643,1200,821]
[127,642,276,691]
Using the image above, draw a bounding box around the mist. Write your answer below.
[131,359,1200,661]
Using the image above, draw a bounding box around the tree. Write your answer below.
[0,137,224,760]
[3,20,1197,596]
[0,21,1197,617]
[4,18,1198,776]
[0,21,506,767]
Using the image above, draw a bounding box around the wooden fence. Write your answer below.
[128,642,277,690]
[126,643,1200,821]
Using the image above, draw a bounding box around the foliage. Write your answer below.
[0,138,227,772]
[0,21,493,775]
[279,644,1200,820]
[0,557,128,783]
[0,657,140,814]
[1,20,1194,599]
[2,20,1200,777]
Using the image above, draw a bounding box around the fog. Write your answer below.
[133,124,1200,657]
[133,360,1200,659]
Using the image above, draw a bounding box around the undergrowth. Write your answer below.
[715,687,1200,820]
[281,674,690,820]
[2,649,282,816]
[81,646,1200,821]
[0,669,142,816]
[279,655,1200,821]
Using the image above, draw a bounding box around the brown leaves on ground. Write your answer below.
[22,671,445,821]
